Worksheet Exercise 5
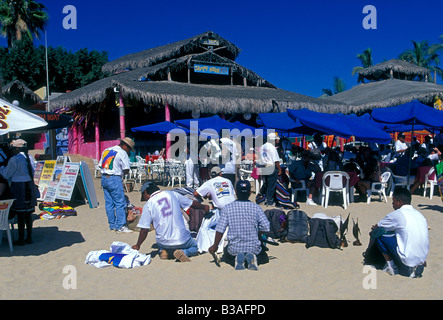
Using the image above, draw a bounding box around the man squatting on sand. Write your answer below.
[372,188,429,278]
[132,182,209,262]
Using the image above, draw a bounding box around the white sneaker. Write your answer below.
[306,198,317,206]
[116,226,133,234]
[382,262,399,275]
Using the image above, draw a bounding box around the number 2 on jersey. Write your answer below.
[158,197,172,217]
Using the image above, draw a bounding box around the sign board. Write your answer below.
[33,158,98,208]
[43,156,67,202]
[37,160,56,201]
[56,162,80,201]
[201,39,220,46]
[194,64,230,75]
[33,161,45,185]
[79,161,99,208]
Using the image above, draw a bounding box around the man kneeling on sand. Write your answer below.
[209,180,270,270]
[132,182,209,262]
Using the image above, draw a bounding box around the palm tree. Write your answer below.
[0,0,48,49]
[321,77,346,97]
[352,48,373,83]
[399,40,443,82]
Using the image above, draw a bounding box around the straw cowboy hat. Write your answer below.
[119,137,135,151]
[10,139,27,148]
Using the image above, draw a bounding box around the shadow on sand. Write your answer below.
[0,226,85,257]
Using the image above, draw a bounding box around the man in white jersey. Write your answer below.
[132,182,209,262]
[372,188,429,277]
[194,166,236,209]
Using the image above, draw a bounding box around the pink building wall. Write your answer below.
[68,123,118,160]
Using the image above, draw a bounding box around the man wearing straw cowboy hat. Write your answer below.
[99,137,135,233]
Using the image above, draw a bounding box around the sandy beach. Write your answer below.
[1,154,442,301]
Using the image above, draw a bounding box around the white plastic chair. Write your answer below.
[286,169,309,203]
[93,159,101,178]
[168,163,185,188]
[423,167,437,199]
[367,171,391,204]
[0,199,15,254]
[389,173,415,197]
[321,171,350,209]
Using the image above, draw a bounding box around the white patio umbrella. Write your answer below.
[0,98,48,135]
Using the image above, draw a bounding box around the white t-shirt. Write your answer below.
[259,142,280,165]
[308,141,327,151]
[196,176,236,209]
[394,140,408,154]
[220,138,238,174]
[377,205,429,267]
[99,145,130,176]
[137,190,193,247]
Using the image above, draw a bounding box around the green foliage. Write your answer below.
[0,39,109,93]
[0,0,49,48]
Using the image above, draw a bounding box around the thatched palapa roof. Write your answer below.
[102,31,241,74]
[50,70,349,115]
[358,59,431,82]
[325,78,443,111]
[129,51,276,88]
[1,80,42,105]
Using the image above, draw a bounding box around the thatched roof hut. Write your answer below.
[102,31,241,74]
[358,59,431,82]
[50,69,348,115]
[0,80,42,107]
[324,78,443,112]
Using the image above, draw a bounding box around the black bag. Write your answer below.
[264,209,287,240]
[362,236,386,269]
[305,218,341,249]
[286,210,309,243]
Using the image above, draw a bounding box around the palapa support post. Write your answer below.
[165,103,171,159]
[119,91,126,140]
[95,114,100,161]
[72,123,79,154]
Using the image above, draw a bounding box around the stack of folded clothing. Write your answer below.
[38,202,77,220]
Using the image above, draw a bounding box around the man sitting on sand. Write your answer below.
[132,182,209,262]
[371,188,429,277]
[208,180,270,270]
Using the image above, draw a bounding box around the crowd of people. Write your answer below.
[0,130,435,279]
[94,133,435,277]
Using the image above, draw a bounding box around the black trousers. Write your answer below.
[260,168,278,204]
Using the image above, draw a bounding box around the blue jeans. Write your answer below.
[101,175,126,230]
[158,237,198,258]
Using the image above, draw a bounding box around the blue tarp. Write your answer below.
[131,121,189,134]
[175,115,239,132]
[287,108,392,144]
[371,100,443,128]
[359,113,430,133]
[256,112,318,136]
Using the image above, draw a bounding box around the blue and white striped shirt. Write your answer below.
[216,200,270,255]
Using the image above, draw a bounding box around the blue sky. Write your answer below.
[3,0,442,97]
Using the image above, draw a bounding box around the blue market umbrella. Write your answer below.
[175,115,238,132]
[371,100,443,127]
[371,100,443,185]
[131,121,189,134]
[257,112,318,136]
[287,108,392,144]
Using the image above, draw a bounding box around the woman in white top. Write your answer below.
[0,139,37,245]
